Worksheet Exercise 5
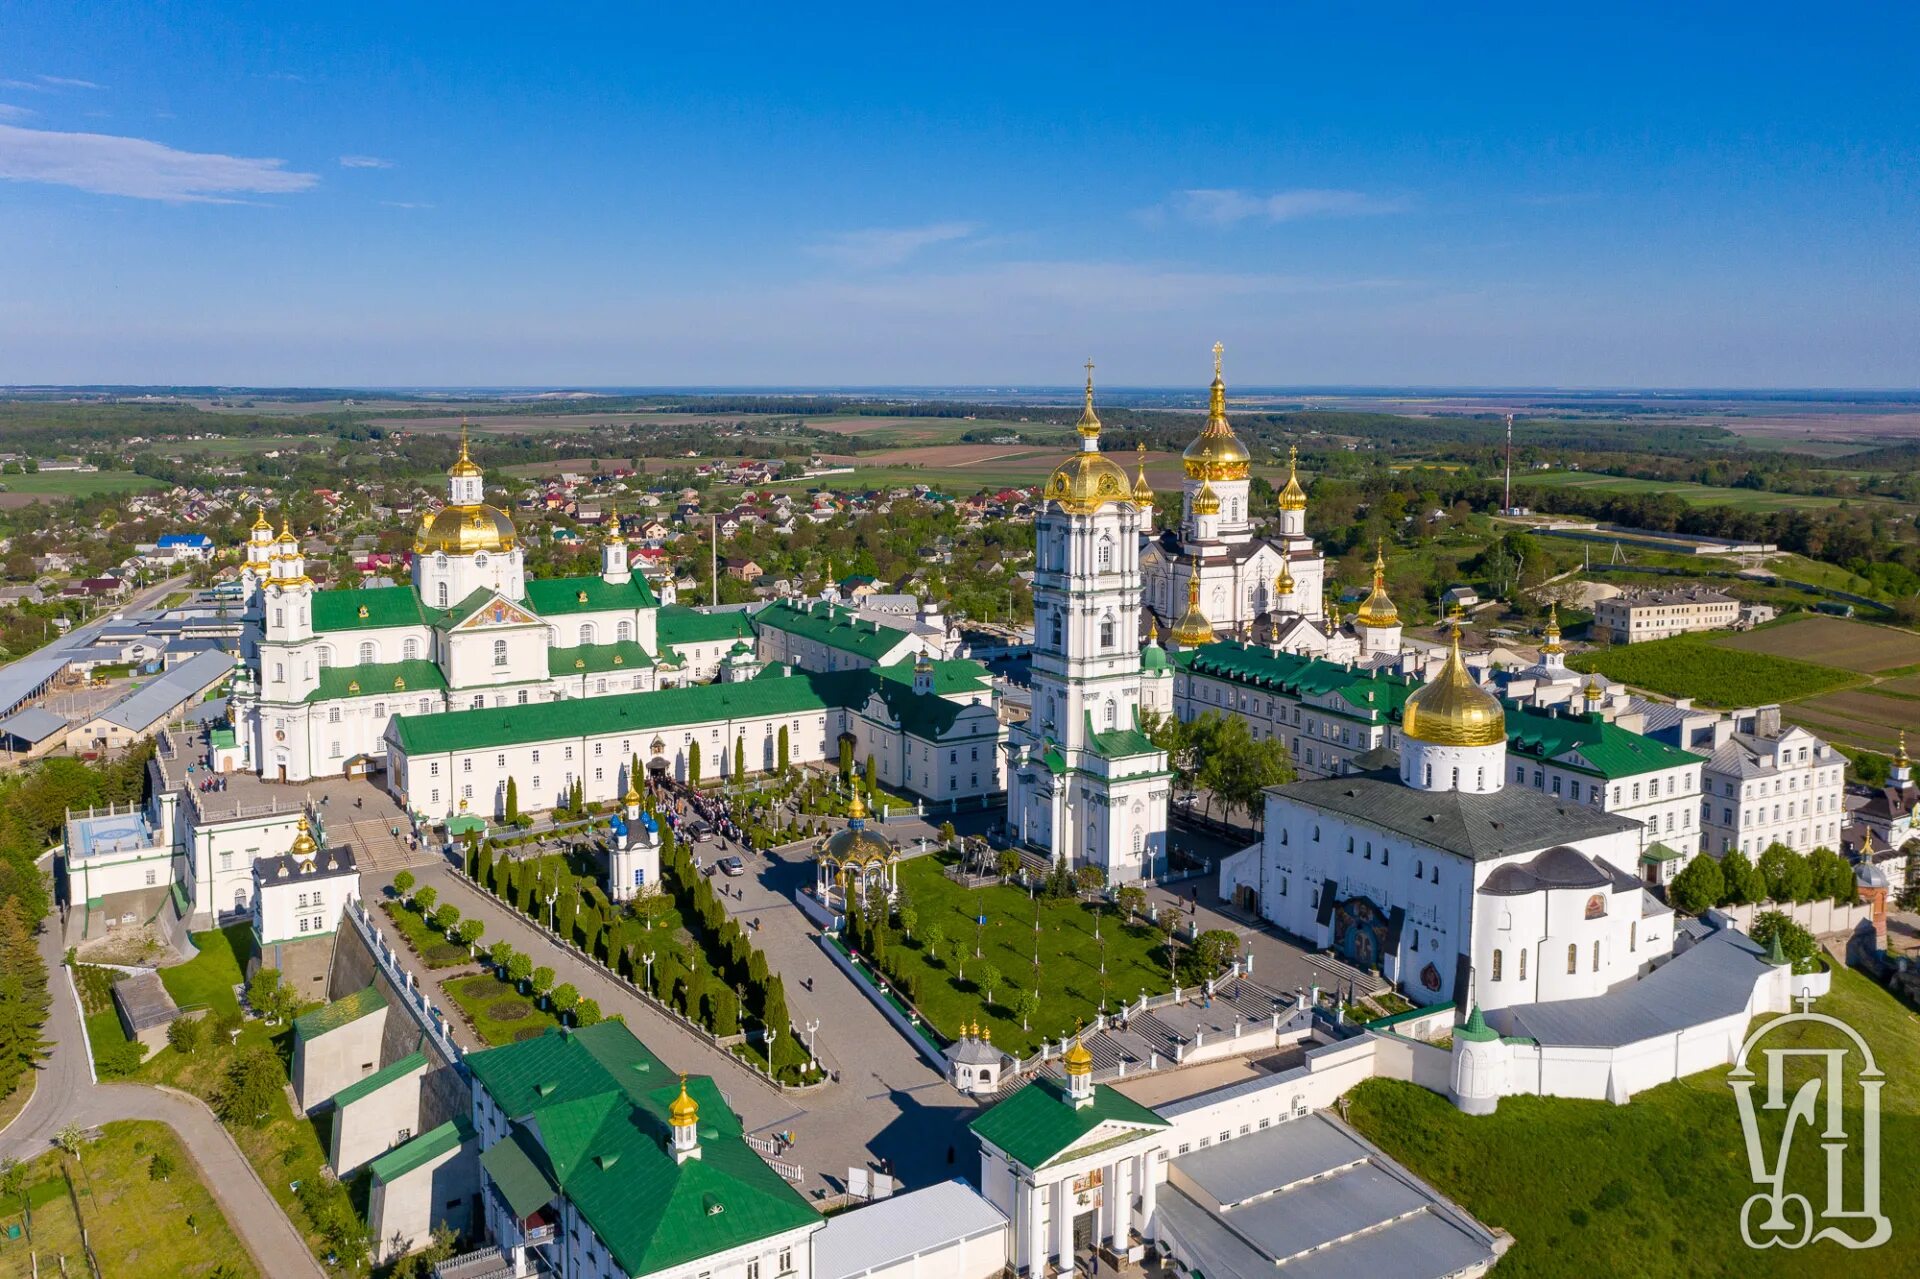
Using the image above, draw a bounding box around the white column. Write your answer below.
[1025,1180,1045,1277]
[1107,1157,1130,1250]
[1138,1150,1158,1241]
[1055,1176,1077,1278]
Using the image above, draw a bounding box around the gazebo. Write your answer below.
[814,789,900,911]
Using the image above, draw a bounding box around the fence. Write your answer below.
[345,896,466,1068]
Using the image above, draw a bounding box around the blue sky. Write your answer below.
[1,3,1916,387]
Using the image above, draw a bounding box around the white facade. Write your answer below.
[1701,723,1847,856]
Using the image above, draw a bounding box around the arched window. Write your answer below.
[327,706,340,724]
[493,638,508,667]
[1346,835,1355,853]
[579,623,596,646]
[1518,949,1527,980]
[1430,865,1438,884]
[435,553,448,569]
[1097,537,1113,572]
[1104,700,1117,728]
[314,645,331,669]
[436,583,449,607]
[1593,940,1601,972]
[1585,893,1606,919]
[402,637,420,660]
[359,641,377,665]
[1491,949,1502,982]
[1630,922,1637,952]
[617,620,633,642]
[1050,612,1063,648]
[1567,944,1578,975]
[1099,616,1115,649]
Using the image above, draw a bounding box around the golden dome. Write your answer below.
[1043,365,1141,516]
[1541,602,1564,655]
[668,1074,699,1128]
[1899,730,1910,770]
[1172,577,1215,648]
[415,503,518,555]
[1277,445,1307,511]
[1584,677,1604,704]
[1182,343,1252,482]
[822,786,897,866]
[1275,561,1295,597]
[251,507,271,533]
[1354,541,1399,628]
[1191,480,1221,517]
[1132,443,1154,507]
[448,422,484,479]
[1063,1029,1093,1076]
[276,519,297,547]
[1403,625,1505,748]
[289,815,317,858]
[624,779,640,804]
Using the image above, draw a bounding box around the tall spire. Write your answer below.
[1172,576,1214,648]
[449,418,484,479]
[1278,444,1307,511]
[1208,340,1226,420]
[1355,539,1398,628]
[1541,602,1564,655]
[1076,358,1102,446]
[1132,442,1154,508]
[1183,343,1250,482]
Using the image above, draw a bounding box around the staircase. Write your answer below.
[334,810,434,874]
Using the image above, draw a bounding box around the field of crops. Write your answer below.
[1567,634,1863,708]
[0,471,164,506]
[1521,471,1843,512]
[1715,614,1920,673]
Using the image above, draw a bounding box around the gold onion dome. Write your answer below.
[1275,560,1296,596]
[448,422,484,478]
[1584,677,1605,704]
[1403,624,1506,748]
[1182,342,1252,482]
[415,504,518,554]
[1277,445,1307,511]
[1898,730,1910,770]
[1541,603,1564,654]
[276,519,297,546]
[1063,1027,1093,1076]
[289,815,317,858]
[1172,577,1215,647]
[1044,361,1137,516]
[251,507,271,532]
[1191,480,1222,516]
[1354,540,1399,628]
[1132,443,1154,506]
[823,784,897,865]
[668,1074,699,1127]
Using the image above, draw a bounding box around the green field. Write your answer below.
[0,1120,258,1279]
[1521,471,1847,512]
[872,853,1215,1056]
[1347,963,1920,1278]
[0,471,163,501]
[1568,633,1863,708]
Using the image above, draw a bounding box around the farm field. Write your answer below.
[1567,634,1863,708]
[1716,615,1920,673]
[1781,693,1905,754]
[1521,470,1848,512]
[0,471,164,506]
[0,1120,258,1279]
[1345,963,1920,1279]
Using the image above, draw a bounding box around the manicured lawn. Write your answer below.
[1567,633,1862,708]
[877,853,1205,1057]
[443,971,563,1046]
[159,923,251,1016]
[1346,964,1920,1278]
[0,1120,258,1278]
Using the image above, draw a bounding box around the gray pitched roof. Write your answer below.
[1269,772,1639,863]
[813,1180,1006,1279]
[1506,927,1773,1048]
[0,706,68,743]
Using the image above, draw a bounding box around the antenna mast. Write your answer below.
[710,514,719,608]
[1504,413,1514,514]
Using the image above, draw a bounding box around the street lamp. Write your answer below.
[545,888,558,934]
[764,1027,778,1068]
[803,1018,820,1071]
[641,950,655,994]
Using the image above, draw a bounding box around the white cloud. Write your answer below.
[38,75,104,90]
[381,200,432,209]
[807,221,977,269]
[0,124,318,202]
[1168,187,1407,226]
[339,154,392,169]
[0,104,32,120]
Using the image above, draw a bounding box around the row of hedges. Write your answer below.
[1667,843,1857,916]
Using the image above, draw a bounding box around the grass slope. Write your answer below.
[1346,964,1920,1278]
[1568,634,1862,708]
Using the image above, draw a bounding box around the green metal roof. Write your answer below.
[1089,726,1159,760]
[392,659,994,756]
[312,585,427,633]
[467,1023,819,1276]
[330,1050,426,1110]
[1456,1004,1500,1042]
[1504,704,1699,779]
[368,1115,475,1184]
[525,573,659,616]
[1640,841,1684,865]
[656,605,755,647]
[547,641,657,677]
[752,599,913,661]
[969,1078,1167,1170]
[292,985,387,1041]
[306,659,448,703]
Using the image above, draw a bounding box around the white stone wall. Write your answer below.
[330,1059,428,1175]
[368,1135,479,1263]
[292,1009,389,1114]
[256,870,358,947]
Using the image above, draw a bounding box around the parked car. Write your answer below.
[686,821,715,843]
[719,855,746,877]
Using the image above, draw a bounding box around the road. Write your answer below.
[0,919,328,1279]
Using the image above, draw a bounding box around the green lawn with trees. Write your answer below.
[1346,962,1920,1278]
[844,852,1240,1057]
[0,1120,258,1278]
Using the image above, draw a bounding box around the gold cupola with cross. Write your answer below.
[1043,361,1139,517]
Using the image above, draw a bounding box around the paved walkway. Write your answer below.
[0,920,327,1279]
